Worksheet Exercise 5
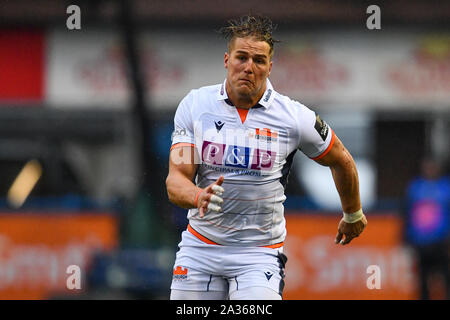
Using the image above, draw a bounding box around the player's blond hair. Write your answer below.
[219,15,279,59]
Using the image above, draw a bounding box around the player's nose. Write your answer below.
[243,58,254,73]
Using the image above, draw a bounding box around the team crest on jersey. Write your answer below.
[173,266,188,281]
[253,128,278,142]
[314,115,329,141]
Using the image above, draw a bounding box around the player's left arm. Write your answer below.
[314,133,368,245]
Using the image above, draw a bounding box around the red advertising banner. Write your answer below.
[283,213,418,300]
[0,213,118,299]
[0,30,44,102]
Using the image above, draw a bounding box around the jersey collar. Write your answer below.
[217,78,275,109]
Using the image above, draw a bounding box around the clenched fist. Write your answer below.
[335,211,367,245]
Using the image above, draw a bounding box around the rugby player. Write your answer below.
[166,15,367,300]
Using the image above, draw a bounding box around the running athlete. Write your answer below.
[166,15,367,300]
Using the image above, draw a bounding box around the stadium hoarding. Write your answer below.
[283,212,418,300]
[0,211,419,299]
[0,30,45,103]
[0,212,117,299]
[44,29,450,111]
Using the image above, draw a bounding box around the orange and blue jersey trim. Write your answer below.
[187,224,284,249]
[170,142,195,151]
[187,224,219,245]
[236,108,249,124]
[311,129,336,161]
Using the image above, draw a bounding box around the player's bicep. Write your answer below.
[314,134,349,167]
[168,145,199,181]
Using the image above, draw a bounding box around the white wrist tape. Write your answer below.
[343,208,364,223]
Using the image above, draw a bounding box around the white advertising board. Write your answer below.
[46,29,450,110]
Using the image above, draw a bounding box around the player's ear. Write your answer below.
[224,52,229,69]
[268,60,273,76]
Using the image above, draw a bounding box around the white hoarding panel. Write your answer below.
[46,29,450,110]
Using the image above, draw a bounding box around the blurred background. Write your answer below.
[0,0,448,299]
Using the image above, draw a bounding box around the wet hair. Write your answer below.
[219,15,279,58]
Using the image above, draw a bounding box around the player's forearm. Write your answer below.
[166,172,201,209]
[330,150,361,214]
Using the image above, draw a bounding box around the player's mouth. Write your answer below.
[239,79,253,85]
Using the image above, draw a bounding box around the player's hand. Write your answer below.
[197,176,225,218]
[335,214,367,245]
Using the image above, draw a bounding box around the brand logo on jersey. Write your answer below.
[214,120,225,132]
[202,141,276,171]
[264,271,273,281]
[254,128,278,142]
[314,115,329,142]
[171,127,188,141]
[173,266,188,281]
[263,89,272,102]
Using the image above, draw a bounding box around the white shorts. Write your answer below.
[170,228,288,299]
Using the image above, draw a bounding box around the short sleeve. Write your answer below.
[297,103,335,160]
[171,90,196,148]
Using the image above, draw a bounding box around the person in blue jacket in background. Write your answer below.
[404,157,450,299]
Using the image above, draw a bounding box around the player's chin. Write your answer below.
[236,85,253,96]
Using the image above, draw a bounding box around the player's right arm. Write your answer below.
[166,145,200,208]
[166,145,224,217]
[168,90,224,217]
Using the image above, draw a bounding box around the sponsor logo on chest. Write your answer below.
[201,141,277,171]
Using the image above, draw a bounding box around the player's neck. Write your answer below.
[226,86,264,110]
[232,98,254,110]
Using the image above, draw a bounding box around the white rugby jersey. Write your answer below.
[171,79,335,247]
